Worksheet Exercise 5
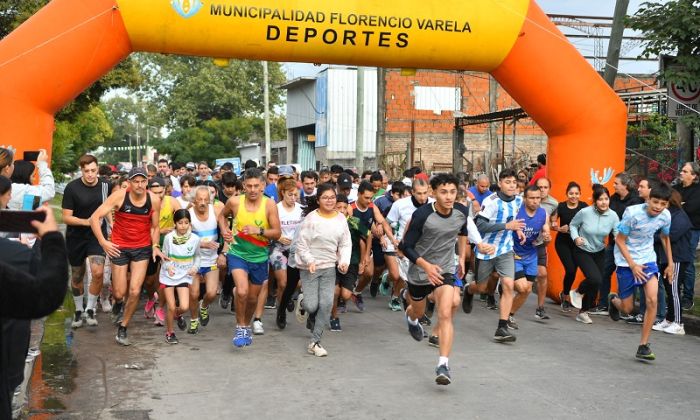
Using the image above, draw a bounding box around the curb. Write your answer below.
[12,318,45,419]
[683,312,700,336]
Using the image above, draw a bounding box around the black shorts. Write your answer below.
[66,235,105,267]
[336,264,359,291]
[111,246,152,266]
[372,241,384,267]
[165,282,190,288]
[514,271,537,282]
[407,275,456,301]
[537,245,547,267]
[146,255,161,276]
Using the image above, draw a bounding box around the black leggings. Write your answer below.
[555,235,578,295]
[277,265,301,316]
[572,247,605,311]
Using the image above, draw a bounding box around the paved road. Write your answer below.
[30,293,700,419]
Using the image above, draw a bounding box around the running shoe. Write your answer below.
[307,341,328,357]
[295,294,308,324]
[177,316,186,331]
[635,343,655,361]
[462,288,474,314]
[154,307,165,326]
[425,299,435,318]
[276,308,287,330]
[351,293,365,312]
[652,319,671,331]
[486,295,498,310]
[576,312,593,324]
[608,293,620,321]
[663,322,685,335]
[188,319,200,335]
[479,293,488,302]
[494,326,516,343]
[71,311,84,329]
[200,305,210,327]
[406,312,424,341]
[559,291,572,312]
[419,315,432,327]
[286,298,295,313]
[370,280,380,298]
[379,272,391,296]
[399,288,408,312]
[337,298,347,314]
[626,314,644,325]
[428,335,439,348]
[588,306,609,316]
[232,326,247,348]
[265,295,276,309]
[435,364,451,386]
[244,327,253,346]
[219,293,231,310]
[389,297,402,312]
[681,298,694,311]
[115,325,130,346]
[165,332,179,345]
[100,295,112,313]
[85,309,98,327]
[111,301,124,325]
[144,298,156,319]
[330,317,342,332]
[534,306,550,320]
[569,289,583,309]
[507,315,519,330]
[253,319,265,335]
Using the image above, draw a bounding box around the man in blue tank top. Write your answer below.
[508,186,550,328]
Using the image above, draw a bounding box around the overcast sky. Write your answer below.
[284,0,663,79]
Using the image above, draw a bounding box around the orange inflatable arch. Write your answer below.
[0,0,626,299]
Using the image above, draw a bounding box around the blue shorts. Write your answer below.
[514,253,538,282]
[616,262,659,299]
[227,254,268,285]
[198,266,217,275]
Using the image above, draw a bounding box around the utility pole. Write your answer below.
[376,67,386,170]
[136,121,141,166]
[488,75,499,177]
[355,66,365,173]
[263,61,271,166]
[603,0,629,87]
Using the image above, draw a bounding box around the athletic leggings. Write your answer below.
[572,247,605,312]
[555,234,578,295]
[660,262,687,325]
[278,265,301,316]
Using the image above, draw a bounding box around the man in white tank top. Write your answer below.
[187,187,225,334]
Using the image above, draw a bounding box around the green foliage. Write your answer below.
[51,106,113,175]
[628,113,677,150]
[100,96,165,165]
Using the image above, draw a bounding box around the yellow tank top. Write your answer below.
[159,196,174,231]
[229,195,270,263]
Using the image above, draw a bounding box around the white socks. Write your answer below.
[86,294,99,311]
[73,295,84,312]
[439,356,449,367]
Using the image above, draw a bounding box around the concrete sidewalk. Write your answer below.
[26,293,700,419]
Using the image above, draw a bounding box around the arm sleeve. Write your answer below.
[61,183,75,210]
[294,216,315,266]
[474,215,506,234]
[0,232,68,319]
[398,207,431,264]
[36,161,56,203]
[338,218,352,266]
[569,210,584,240]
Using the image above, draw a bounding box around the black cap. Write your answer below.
[148,176,166,188]
[128,167,148,179]
[337,173,353,189]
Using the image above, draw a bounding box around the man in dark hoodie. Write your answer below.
[590,172,644,315]
[674,162,700,311]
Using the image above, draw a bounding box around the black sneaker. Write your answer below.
[507,315,519,330]
[199,305,210,327]
[486,295,498,310]
[406,313,424,341]
[116,325,130,346]
[286,299,295,313]
[635,343,655,360]
[399,288,408,312]
[370,281,379,298]
[165,332,179,345]
[435,364,451,385]
[264,295,276,309]
[626,314,644,325]
[479,293,487,302]
[177,316,186,331]
[419,315,432,327]
[85,309,98,327]
[276,308,287,330]
[608,293,620,321]
[425,299,435,318]
[462,287,474,313]
[219,293,231,310]
[330,317,342,332]
[588,306,609,316]
[494,326,516,343]
[534,306,550,320]
[681,298,694,311]
[71,311,84,329]
[428,335,439,348]
[111,301,124,325]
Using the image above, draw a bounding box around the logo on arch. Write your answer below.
[171,0,203,19]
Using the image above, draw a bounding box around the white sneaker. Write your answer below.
[652,319,671,331]
[663,322,685,335]
[100,297,112,313]
[85,309,98,327]
[252,319,265,335]
[576,312,592,324]
[307,341,328,357]
[71,311,84,328]
[569,290,583,309]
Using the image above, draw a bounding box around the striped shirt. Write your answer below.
[475,192,523,260]
[614,204,671,266]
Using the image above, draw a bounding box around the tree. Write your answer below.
[628,0,700,130]
[52,106,113,175]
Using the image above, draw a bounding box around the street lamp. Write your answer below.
[124,134,132,166]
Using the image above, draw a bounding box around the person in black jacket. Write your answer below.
[674,162,700,310]
[590,172,644,315]
[0,204,68,419]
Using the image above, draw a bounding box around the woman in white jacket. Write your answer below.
[294,183,351,357]
[0,148,55,210]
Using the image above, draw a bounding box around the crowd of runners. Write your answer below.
[53,152,700,386]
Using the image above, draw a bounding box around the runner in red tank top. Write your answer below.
[91,167,164,346]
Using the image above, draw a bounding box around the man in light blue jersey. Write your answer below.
[462,169,526,343]
[608,182,674,361]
